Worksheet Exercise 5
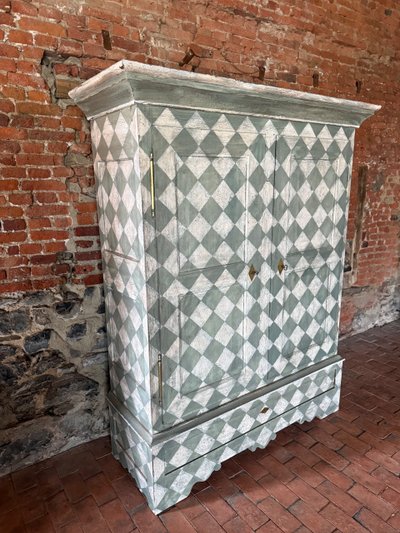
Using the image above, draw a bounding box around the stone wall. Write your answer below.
[0,286,108,474]
[0,0,399,473]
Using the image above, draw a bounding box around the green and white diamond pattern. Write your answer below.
[135,106,353,428]
[90,102,351,515]
[109,360,342,514]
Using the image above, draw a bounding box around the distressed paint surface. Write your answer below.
[82,64,372,514]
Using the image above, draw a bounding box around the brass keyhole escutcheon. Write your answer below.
[278,258,287,275]
[260,406,270,414]
[248,264,258,281]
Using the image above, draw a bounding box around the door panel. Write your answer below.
[150,109,276,427]
[268,135,349,381]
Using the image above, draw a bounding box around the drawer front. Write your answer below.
[155,361,341,475]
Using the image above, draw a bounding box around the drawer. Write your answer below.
[156,361,340,473]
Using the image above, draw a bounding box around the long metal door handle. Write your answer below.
[150,152,155,217]
[157,353,163,406]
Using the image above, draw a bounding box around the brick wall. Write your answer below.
[0,0,399,471]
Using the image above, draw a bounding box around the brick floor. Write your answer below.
[1,320,399,532]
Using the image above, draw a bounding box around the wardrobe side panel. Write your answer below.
[91,106,152,431]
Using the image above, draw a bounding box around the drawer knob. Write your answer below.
[260,406,270,414]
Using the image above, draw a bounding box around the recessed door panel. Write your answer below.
[149,108,276,428]
[269,134,350,380]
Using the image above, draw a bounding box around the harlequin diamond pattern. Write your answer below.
[139,107,279,425]
[136,106,353,427]
[109,361,342,514]
[104,252,152,430]
[266,130,352,380]
[179,282,246,396]
[97,159,142,259]
[91,106,138,162]
[90,102,352,516]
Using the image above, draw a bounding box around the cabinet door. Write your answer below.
[149,109,276,427]
[268,130,352,380]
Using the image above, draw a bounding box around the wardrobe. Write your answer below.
[70,61,378,513]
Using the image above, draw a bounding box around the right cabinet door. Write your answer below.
[268,130,352,381]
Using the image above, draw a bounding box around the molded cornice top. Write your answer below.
[69,60,380,127]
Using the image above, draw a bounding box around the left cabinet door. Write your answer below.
[146,108,276,428]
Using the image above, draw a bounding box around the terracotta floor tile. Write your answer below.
[131,504,166,533]
[62,472,90,503]
[85,472,117,506]
[25,514,55,533]
[73,496,110,533]
[86,436,112,460]
[195,486,236,525]
[45,491,77,527]
[1,509,27,533]
[100,498,136,532]
[160,507,196,533]
[111,475,145,513]
[11,464,38,494]
[96,453,126,482]
[1,319,400,532]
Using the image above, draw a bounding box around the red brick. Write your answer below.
[258,496,301,532]
[365,448,400,475]
[307,428,344,451]
[320,502,366,533]
[96,455,125,483]
[3,218,26,231]
[313,461,353,491]
[372,466,400,493]
[20,493,46,524]
[0,140,20,153]
[111,475,145,512]
[317,479,361,516]
[100,497,135,533]
[223,515,256,533]
[226,492,268,530]
[312,442,349,470]
[36,468,63,500]
[232,471,269,503]
[208,470,240,500]
[285,458,325,488]
[62,472,89,504]
[381,487,400,508]
[289,499,334,533]
[16,101,60,116]
[191,510,225,533]
[196,486,236,525]
[258,473,298,507]
[338,445,377,473]
[287,477,327,512]
[258,454,296,484]
[343,464,385,495]
[175,494,205,521]
[73,496,109,533]
[8,29,33,45]
[354,507,397,533]
[0,43,19,58]
[160,507,197,533]
[83,273,103,285]
[234,451,269,480]
[0,230,26,243]
[86,472,116,506]
[25,514,55,532]
[46,491,77,527]
[349,482,395,521]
